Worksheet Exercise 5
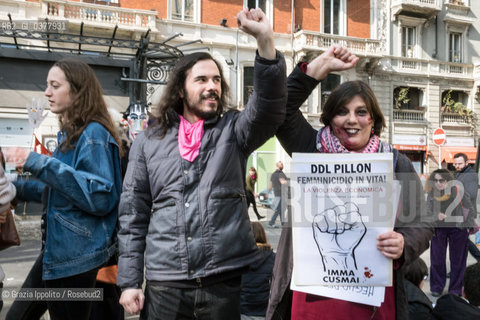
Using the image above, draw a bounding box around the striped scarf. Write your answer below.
[316,126,393,154]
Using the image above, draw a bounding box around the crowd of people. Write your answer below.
[0,6,479,320]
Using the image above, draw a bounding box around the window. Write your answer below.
[243,67,254,105]
[449,33,462,63]
[244,0,272,22]
[171,0,194,22]
[323,0,344,35]
[393,87,422,110]
[247,0,266,12]
[442,90,468,110]
[401,27,416,58]
[321,74,341,109]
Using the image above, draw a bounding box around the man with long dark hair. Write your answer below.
[117,8,286,319]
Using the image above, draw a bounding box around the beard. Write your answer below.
[184,92,220,120]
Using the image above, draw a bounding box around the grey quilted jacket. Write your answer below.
[117,51,287,289]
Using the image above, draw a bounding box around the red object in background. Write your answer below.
[34,134,52,156]
[3,147,30,170]
[433,128,446,146]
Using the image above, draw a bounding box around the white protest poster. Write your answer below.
[290,153,394,287]
[290,181,401,306]
[290,270,385,307]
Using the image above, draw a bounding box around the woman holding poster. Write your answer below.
[266,46,435,320]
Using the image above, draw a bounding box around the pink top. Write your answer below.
[178,115,205,162]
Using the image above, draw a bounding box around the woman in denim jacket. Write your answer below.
[12,59,122,320]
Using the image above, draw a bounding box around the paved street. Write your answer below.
[0,217,43,319]
[0,200,478,318]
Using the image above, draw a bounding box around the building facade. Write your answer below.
[0,0,478,178]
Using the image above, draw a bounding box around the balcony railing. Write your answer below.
[441,113,473,125]
[393,109,426,122]
[386,56,473,78]
[41,0,157,30]
[474,64,480,80]
[392,0,440,7]
[293,31,384,57]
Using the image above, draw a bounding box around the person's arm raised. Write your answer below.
[236,8,275,60]
[306,45,359,81]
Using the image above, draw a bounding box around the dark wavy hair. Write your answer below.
[425,168,455,193]
[320,80,386,136]
[52,59,122,154]
[154,52,230,137]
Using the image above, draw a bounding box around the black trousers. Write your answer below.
[45,268,99,320]
[246,191,263,220]
[141,277,241,320]
[6,253,47,320]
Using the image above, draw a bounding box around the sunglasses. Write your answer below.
[434,179,446,183]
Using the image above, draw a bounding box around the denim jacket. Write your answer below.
[14,122,122,280]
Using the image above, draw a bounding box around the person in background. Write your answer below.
[117,8,286,319]
[246,167,265,220]
[453,153,480,261]
[426,169,476,297]
[0,147,17,313]
[240,222,275,319]
[268,161,287,228]
[11,58,122,320]
[432,262,480,319]
[403,257,433,320]
[267,45,435,320]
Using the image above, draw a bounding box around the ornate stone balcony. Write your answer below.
[444,0,475,26]
[441,112,473,126]
[383,56,473,79]
[393,109,426,123]
[391,0,442,19]
[293,30,384,58]
[41,0,157,32]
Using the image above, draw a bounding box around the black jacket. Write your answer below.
[404,280,433,320]
[266,65,435,320]
[117,51,286,289]
[455,165,478,205]
[432,294,480,320]
[241,248,276,316]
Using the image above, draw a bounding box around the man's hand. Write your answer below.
[237,8,275,60]
[376,231,404,260]
[306,45,359,81]
[119,288,145,315]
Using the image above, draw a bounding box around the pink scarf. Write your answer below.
[316,126,391,154]
[178,115,204,162]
